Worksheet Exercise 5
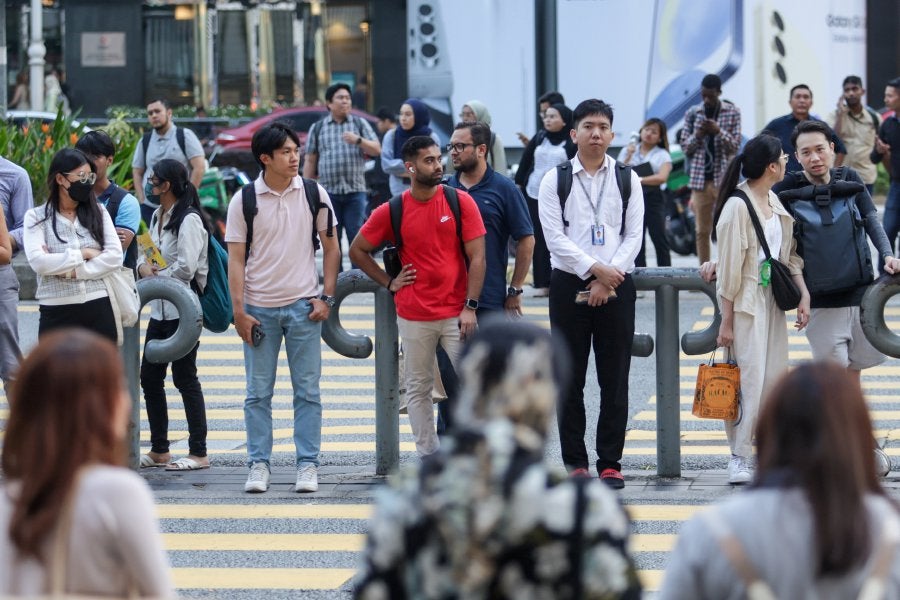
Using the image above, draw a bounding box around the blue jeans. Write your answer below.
[329,191,367,267]
[243,298,322,468]
[883,182,900,266]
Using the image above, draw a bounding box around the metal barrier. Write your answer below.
[125,278,204,469]
[860,275,900,359]
[322,267,719,478]
[633,267,720,477]
[322,270,399,475]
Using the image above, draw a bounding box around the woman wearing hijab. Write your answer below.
[381,98,442,195]
[355,321,642,599]
[459,99,508,173]
[514,103,576,295]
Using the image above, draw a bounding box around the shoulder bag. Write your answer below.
[103,267,140,345]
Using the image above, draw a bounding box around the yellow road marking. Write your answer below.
[163,533,365,551]
[206,442,418,453]
[635,409,900,422]
[639,570,663,592]
[171,568,355,590]
[156,504,373,519]
[679,365,900,377]
[140,424,413,442]
[625,505,706,521]
[196,366,376,376]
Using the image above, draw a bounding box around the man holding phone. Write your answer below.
[538,99,644,489]
[225,122,340,494]
[679,74,742,265]
[827,76,881,196]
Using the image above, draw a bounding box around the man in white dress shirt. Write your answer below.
[538,98,644,489]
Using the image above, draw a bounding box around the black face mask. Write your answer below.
[67,181,93,204]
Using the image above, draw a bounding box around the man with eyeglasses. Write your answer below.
[132,98,206,225]
[76,131,141,270]
[0,154,33,393]
[304,83,381,269]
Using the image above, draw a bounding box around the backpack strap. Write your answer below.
[614,163,633,236]
[442,185,467,264]
[302,177,332,252]
[241,183,257,262]
[104,185,128,222]
[556,160,573,228]
[176,126,187,159]
[141,131,152,162]
[488,132,496,167]
[388,194,404,248]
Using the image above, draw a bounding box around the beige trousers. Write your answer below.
[726,285,789,459]
[692,181,719,264]
[397,316,462,455]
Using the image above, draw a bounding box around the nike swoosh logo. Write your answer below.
[440,216,450,223]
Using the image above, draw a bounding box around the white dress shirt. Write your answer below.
[537,154,644,278]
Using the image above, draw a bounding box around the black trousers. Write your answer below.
[38,296,118,343]
[635,187,671,267]
[140,318,207,457]
[526,194,552,288]
[549,269,635,472]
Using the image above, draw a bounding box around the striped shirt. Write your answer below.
[305,114,378,194]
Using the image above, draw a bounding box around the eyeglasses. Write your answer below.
[64,171,97,185]
[446,143,476,153]
[149,178,164,188]
[780,153,790,162]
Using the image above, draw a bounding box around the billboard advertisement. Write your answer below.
[556,0,867,141]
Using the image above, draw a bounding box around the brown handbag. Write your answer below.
[693,348,741,421]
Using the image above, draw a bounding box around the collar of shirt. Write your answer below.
[324,113,351,126]
[571,154,611,212]
[449,166,494,192]
[255,175,304,198]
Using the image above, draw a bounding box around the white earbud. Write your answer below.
[409,167,415,173]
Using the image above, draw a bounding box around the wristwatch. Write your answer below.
[464,298,479,310]
[355,135,362,145]
[319,294,336,308]
[507,286,524,297]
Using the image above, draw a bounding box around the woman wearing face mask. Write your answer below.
[137,159,211,471]
[380,98,442,195]
[23,148,122,342]
[514,103,576,296]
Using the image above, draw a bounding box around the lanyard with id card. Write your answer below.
[577,170,609,246]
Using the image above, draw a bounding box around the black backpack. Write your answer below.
[777,166,872,295]
[240,179,334,261]
[104,185,138,270]
[555,160,633,236]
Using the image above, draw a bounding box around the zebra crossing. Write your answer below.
[5,297,900,596]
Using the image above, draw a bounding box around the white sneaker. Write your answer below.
[294,464,319,493]
[244,462,270,493]
[728,456,753,485]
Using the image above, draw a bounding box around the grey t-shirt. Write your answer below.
[131,125,205,206]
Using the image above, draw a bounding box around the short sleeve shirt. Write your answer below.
[305,114,378,194]
[131,125,205,194]
[97,184,141,233]
[359,186,486,321]
[224,176,337,307]
[448,168,533,310]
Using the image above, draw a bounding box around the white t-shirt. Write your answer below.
[616,145,672,190]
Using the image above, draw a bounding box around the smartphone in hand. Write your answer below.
[251,324,265,347]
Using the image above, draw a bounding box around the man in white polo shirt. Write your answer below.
[225,122,339,494]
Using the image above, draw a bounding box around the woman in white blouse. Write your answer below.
[137,158,211,471]
[711,133,809,484]
[24,148,122,342]
[617,117,673,266]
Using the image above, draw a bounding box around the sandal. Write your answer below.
[165,457,210,471]
[140,454,169,468]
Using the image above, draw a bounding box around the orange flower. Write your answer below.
[45,136,53,149]
[70,133,78,145]
[22,126,28,135]
[41,123,50,134]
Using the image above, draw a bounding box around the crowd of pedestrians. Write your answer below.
[0,71,899,597]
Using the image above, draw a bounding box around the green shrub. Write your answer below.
[104,103,276,120]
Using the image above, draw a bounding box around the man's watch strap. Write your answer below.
[464,298,479,310]
[507,286,524,297]
[355,136,362,145]
[319,294,336,307]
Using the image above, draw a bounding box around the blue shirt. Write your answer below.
[448,167,533,310]
[763,114,847,173]
[97,183,141,233]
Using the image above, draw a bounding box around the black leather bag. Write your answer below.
[732,190,802,311]
[383,245,402,279]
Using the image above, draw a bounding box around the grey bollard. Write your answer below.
[632,267,720,477]
[126,277,204,470]
[322,270,400,475]
[860,275,900,358]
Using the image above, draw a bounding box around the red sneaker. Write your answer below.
[569,467,591,478]
[600,468,625,489]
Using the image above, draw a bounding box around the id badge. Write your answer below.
[591,224,605,246]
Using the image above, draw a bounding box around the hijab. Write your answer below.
[544,103,573,145]
[394,98,434,156]
[463,100,492,126]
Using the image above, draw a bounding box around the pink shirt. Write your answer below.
[225,175,336,307]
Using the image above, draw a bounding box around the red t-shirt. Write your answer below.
[359,187,486,321]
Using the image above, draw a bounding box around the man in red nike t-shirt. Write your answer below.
[350,135,486,456]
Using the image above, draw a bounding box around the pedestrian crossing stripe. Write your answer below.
[678,365,900,376]
[195,365,378,376]
[677,379,900,391]
[203,442,417,453]
[647,394,900,405]
[700,306,900,317]
[635,409,900,422]
[171,568,356,590]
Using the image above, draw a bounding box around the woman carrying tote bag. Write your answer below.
[23,148,122,342]
[710,133,809,485]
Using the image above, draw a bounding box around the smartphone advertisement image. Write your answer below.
[555,0,866,139]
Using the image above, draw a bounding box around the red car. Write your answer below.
[211,106,379,177]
